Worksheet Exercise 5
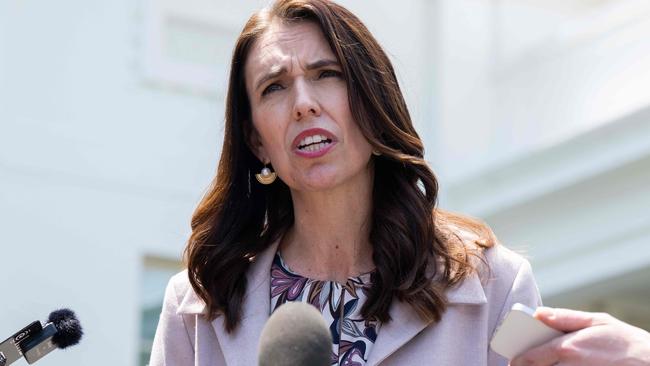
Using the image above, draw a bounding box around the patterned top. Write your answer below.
[270,253,380,366]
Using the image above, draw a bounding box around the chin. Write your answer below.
[291,168,343,192]
[299,176,341,192]
[283,163,371,193]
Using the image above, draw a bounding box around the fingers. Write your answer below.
[510,333,567,366]
[533,307,611,333]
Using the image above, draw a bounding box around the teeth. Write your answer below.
[298,134,329,148]
[302,142,328,152]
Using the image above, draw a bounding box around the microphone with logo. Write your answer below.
[0,309,83,366]
[258,302,332,366]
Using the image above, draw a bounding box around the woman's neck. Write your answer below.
[280,172,375,283]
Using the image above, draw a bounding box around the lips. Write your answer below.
[292,128,337,158]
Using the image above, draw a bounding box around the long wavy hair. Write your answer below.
[185,0,495,333]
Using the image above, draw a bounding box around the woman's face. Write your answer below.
[245,20,374,193]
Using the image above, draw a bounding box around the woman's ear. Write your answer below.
[244,121,268,163]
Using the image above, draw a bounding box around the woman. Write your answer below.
[150,1,540,365]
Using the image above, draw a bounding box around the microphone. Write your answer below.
[0,309,83,366]
[258,302,332,366]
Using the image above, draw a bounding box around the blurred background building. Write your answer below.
[1,0,649,365]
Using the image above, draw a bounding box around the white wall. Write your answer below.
[434,0,650,182]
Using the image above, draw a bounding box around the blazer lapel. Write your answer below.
[210,241,279,365]
[365,297,432,366]
[365,271,487,366]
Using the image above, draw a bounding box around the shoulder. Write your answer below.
[449,226,542,339]
[168,270,192,296]
[484,242,538,293]
[163,270,207,315]
[163,270,190,302]
[482,243,532,282]
[446,222,541,310]
[440,214,533,289]
[456,224,535,292]
[477,242,541,327]
[150,271,200,364]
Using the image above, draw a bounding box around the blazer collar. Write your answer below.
[176,241,279,317]
[366,271,486,366]
[212,241,279,365]
[176,284,206,315]
[176,242,486,366]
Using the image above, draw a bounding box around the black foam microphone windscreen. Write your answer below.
[47,309,83,349]
[258,302,332,366]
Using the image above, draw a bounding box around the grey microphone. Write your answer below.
[258,302,332,366]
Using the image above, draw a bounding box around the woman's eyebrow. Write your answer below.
[255,65,286,91]
[254,59,340,91]
[305,58,339,70]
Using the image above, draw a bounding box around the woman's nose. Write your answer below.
[292,80,321,121]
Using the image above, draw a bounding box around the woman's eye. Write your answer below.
[318,70,342,79]
[262,83,283,96]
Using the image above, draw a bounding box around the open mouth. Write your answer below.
[297,134,333,152]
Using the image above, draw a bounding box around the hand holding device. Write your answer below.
[490,303,564,360]
[510,307,650,366]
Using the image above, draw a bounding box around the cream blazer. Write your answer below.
[150,240,541,366]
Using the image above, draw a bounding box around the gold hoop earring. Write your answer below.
[255,164,277,185]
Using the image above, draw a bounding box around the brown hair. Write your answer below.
[184,0,495,333]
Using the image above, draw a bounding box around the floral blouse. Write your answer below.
[270,253,380,366]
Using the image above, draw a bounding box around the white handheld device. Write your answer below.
[490,303,564,360]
